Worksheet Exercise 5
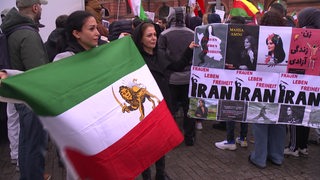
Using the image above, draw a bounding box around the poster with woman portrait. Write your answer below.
[225,24,259,71]
[193,24,228,68]
[256,26,292,73]
[188,97,218,120]
[278,105,305,124]
[287,28,320,75]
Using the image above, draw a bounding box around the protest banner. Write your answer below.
[189,24,320,128]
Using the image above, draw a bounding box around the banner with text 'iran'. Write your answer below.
[0,37,183,180]
[189,24,320,128]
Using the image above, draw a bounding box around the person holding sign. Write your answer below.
[248,11,287,169]
[283,7,320,158]
[132,22,198,180]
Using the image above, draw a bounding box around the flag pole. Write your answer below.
[117,0,120,20]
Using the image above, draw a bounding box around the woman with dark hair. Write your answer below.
[54,10,100,61]
[239,35,258,70]
[195,99,208,130]
[195,99,208,119]
[265,33,285,66]
[284,106,299,124]
[53,10,100,179]
[132,22,197,180]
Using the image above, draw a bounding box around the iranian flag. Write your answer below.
[128,0,147,20]
[0,37,183,179]
[257,2,264,15]
[189,0,206,16]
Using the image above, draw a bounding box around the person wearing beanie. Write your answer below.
[1,0,50,179]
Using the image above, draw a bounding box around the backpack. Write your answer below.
[0,26,35,69]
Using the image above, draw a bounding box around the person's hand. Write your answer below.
[189,41,199,49]
[267,60,276,67]
[0,71,8,79]
[239,65,248,70]
[118,32,131,39]
[0,71,8,86]
[248,50,254,60]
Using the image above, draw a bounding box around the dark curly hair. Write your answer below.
[259,11,285,26]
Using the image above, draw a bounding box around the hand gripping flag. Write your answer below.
[0,37,183,180]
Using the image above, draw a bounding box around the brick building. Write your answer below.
[100,0,320,22]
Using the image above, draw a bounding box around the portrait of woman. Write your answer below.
[265,33,286,66]
[239,35,258,70]
[279,105,304,124]
[195,99,208,118]
[285,106,298,123]
[195,99,208,130]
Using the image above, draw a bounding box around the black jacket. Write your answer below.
[132,23,193,113]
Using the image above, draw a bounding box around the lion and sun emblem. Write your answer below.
[112,79,160,121]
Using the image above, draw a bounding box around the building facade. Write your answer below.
[100,0,320,22]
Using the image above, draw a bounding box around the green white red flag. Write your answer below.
[257,2,264,15]
[291,11,297,21]
[189,0,206,16]
[128,0,147,20]
[0,37,183,179]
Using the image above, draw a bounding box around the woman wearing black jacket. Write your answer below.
[132,22,197,180]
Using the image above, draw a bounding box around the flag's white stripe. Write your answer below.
[188,0,196,6]
[41,65,163,155]
[130,0,141,16]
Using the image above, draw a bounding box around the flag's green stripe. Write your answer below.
[0,37,145,116]
[230,8,250,17]
[139,5,147,20]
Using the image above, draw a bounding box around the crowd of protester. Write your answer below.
[1,0,320,179]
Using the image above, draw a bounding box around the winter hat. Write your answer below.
[167,7,186,27]
[298,7,320,29]
[16,0,48,8]
[208,13,221,24]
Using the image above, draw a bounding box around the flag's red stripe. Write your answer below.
[65,100,184,180]
[197,0,206,14]
[233,1,256,17]
[128,0,133,9]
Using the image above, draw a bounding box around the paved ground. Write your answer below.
[1,118,320,180]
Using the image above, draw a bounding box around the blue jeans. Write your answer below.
[250,124,286,167]
[226,121,248,142]
[16,104,47,180]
